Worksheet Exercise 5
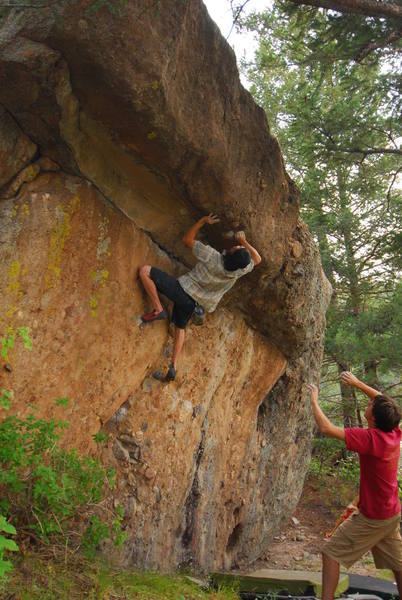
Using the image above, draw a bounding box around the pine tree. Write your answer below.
[240,4,402,422]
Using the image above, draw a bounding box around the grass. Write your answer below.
[2,465,394,598]
[359,555,394,581]
[2,552,239,600]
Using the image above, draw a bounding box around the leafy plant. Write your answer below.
[0,516,19,581]
[0,389,12,411]
[1,325,33,359]
[82,515,109,558]
[82,502,126,558]
[111,502,127,550]
[16,326,32,351]
[309,437,360,484]
[1,328,14,360]
[92,430,109,445]
[54,397,69,408]
[0,411,121,556]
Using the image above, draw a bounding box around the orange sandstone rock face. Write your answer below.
[0,167,286,569]
[0,0,331,571]
[0,170,174,449]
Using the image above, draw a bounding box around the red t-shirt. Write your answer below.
[345,426,401,519]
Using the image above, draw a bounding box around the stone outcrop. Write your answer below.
[0,0,331,572]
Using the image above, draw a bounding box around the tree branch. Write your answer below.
[386,166,402,209]
[357,239,384,270]
[290,0,402,20]
[228,0,252,39]
[383,381,401,392]
[331,145,402,156]
[356,29,402,62]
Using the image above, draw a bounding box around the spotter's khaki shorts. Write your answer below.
[323,510,402,571]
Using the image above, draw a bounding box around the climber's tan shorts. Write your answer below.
[322,511,402,571]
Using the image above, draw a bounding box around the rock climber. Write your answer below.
[308,372,402,600]
[138,213,262,381]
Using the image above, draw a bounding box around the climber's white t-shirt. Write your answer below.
[178,241,254,313]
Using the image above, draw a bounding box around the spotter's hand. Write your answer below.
[307,383,319,404]
[340,371,359,387]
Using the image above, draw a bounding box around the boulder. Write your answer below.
[0,0,331,571]
[0,106,37,189]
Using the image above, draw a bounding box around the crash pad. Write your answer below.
[211,569,349,598]
[347,573,399,599]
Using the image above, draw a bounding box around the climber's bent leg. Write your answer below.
[138,265,164,317]
[139,266,196,378]
[173,327,185,365]
[165,287,196,380]
[165,328,185,382]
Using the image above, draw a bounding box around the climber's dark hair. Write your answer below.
[223,248,251,271]
[372,394,401,432]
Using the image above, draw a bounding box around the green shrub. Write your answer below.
[82,515,110,557]
[0,389,12,410]
[0,411,123,556]
[0,516,19,581]
[309,436,360,483]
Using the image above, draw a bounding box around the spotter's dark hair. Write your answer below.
[372,395,401,432]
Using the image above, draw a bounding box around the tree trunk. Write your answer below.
[337,167,361,316]
[337,362,359,427]
[364,360,380,389]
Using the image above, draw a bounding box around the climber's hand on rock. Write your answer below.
[184,214,220,247]
[202,213,220,225]
[235,230,246,243]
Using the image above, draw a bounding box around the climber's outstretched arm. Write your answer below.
[182,214,220,249]
[308,383,345,441]
[340,371,379,400]
[235,231,262,265]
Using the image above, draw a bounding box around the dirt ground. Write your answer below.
[250,475,392,579]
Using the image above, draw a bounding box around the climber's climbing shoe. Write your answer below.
[152,370,164,381]
[141,308,167,323]
[165,364,176,382]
